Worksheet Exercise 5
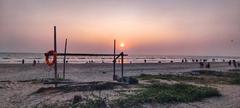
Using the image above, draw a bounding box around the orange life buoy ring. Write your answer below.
[45,50,57,66]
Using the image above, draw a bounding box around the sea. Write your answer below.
[0,52,239,64]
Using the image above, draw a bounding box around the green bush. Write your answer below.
[231,77,240,84]
[113,83,221,108]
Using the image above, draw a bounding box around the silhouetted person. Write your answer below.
[233,60,237,68]
[206,63,210,68]
[200,62,204,68]
[184,59,188,63]
[182,59,184,63]
[212,59,216,62]
[196,59,199,62]
[158,61,161,63]
[33,59,36,66]
[170,61,173,63]
[144,59,147,63]
[22,59,25,64]
[228,60,232,66]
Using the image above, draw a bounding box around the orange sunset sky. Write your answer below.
[0,0,240,56]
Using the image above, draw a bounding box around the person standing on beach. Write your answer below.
[22,59,25,64]
[200,62,204,68]
[33,59,36,66]
[206,63,210,68]
[233,60,237,68]
[228,60,232,66]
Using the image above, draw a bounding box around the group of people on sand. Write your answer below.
[198,59,240,69]
[21,59,38,66]
[199,62,211,68]
[182,59,209,63]
[228,60,240,68]
[20,58,239,67]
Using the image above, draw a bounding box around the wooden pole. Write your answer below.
[113,40,116,80]
[54,26,58,81]
[63,38,67,79]
[121,52,124,79]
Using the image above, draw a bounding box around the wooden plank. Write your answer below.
[56,53,128,56]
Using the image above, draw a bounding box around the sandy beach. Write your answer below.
[1,62,240,108]
[2,0,240,107]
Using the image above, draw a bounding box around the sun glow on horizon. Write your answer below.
[120,42,125,48]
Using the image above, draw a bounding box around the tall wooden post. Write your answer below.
[121,52,124,79]
[63,38,67,79]
[113,40,116,80]
[54,26,58,80]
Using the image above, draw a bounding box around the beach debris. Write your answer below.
[72,95,83,104]
[117,76,139,84]
[34,81,126,94]
[191,70,223,76]
[191,71,201,76]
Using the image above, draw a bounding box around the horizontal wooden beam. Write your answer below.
[56,53,128,56]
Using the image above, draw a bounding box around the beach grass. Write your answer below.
[112,83,221,108]
[68,83,221,108]
[71,98,107,108]
[230,77,240,84]
[137,71,240,85]
[137,73,199,81]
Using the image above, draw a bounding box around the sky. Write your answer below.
[0,0,240,56]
